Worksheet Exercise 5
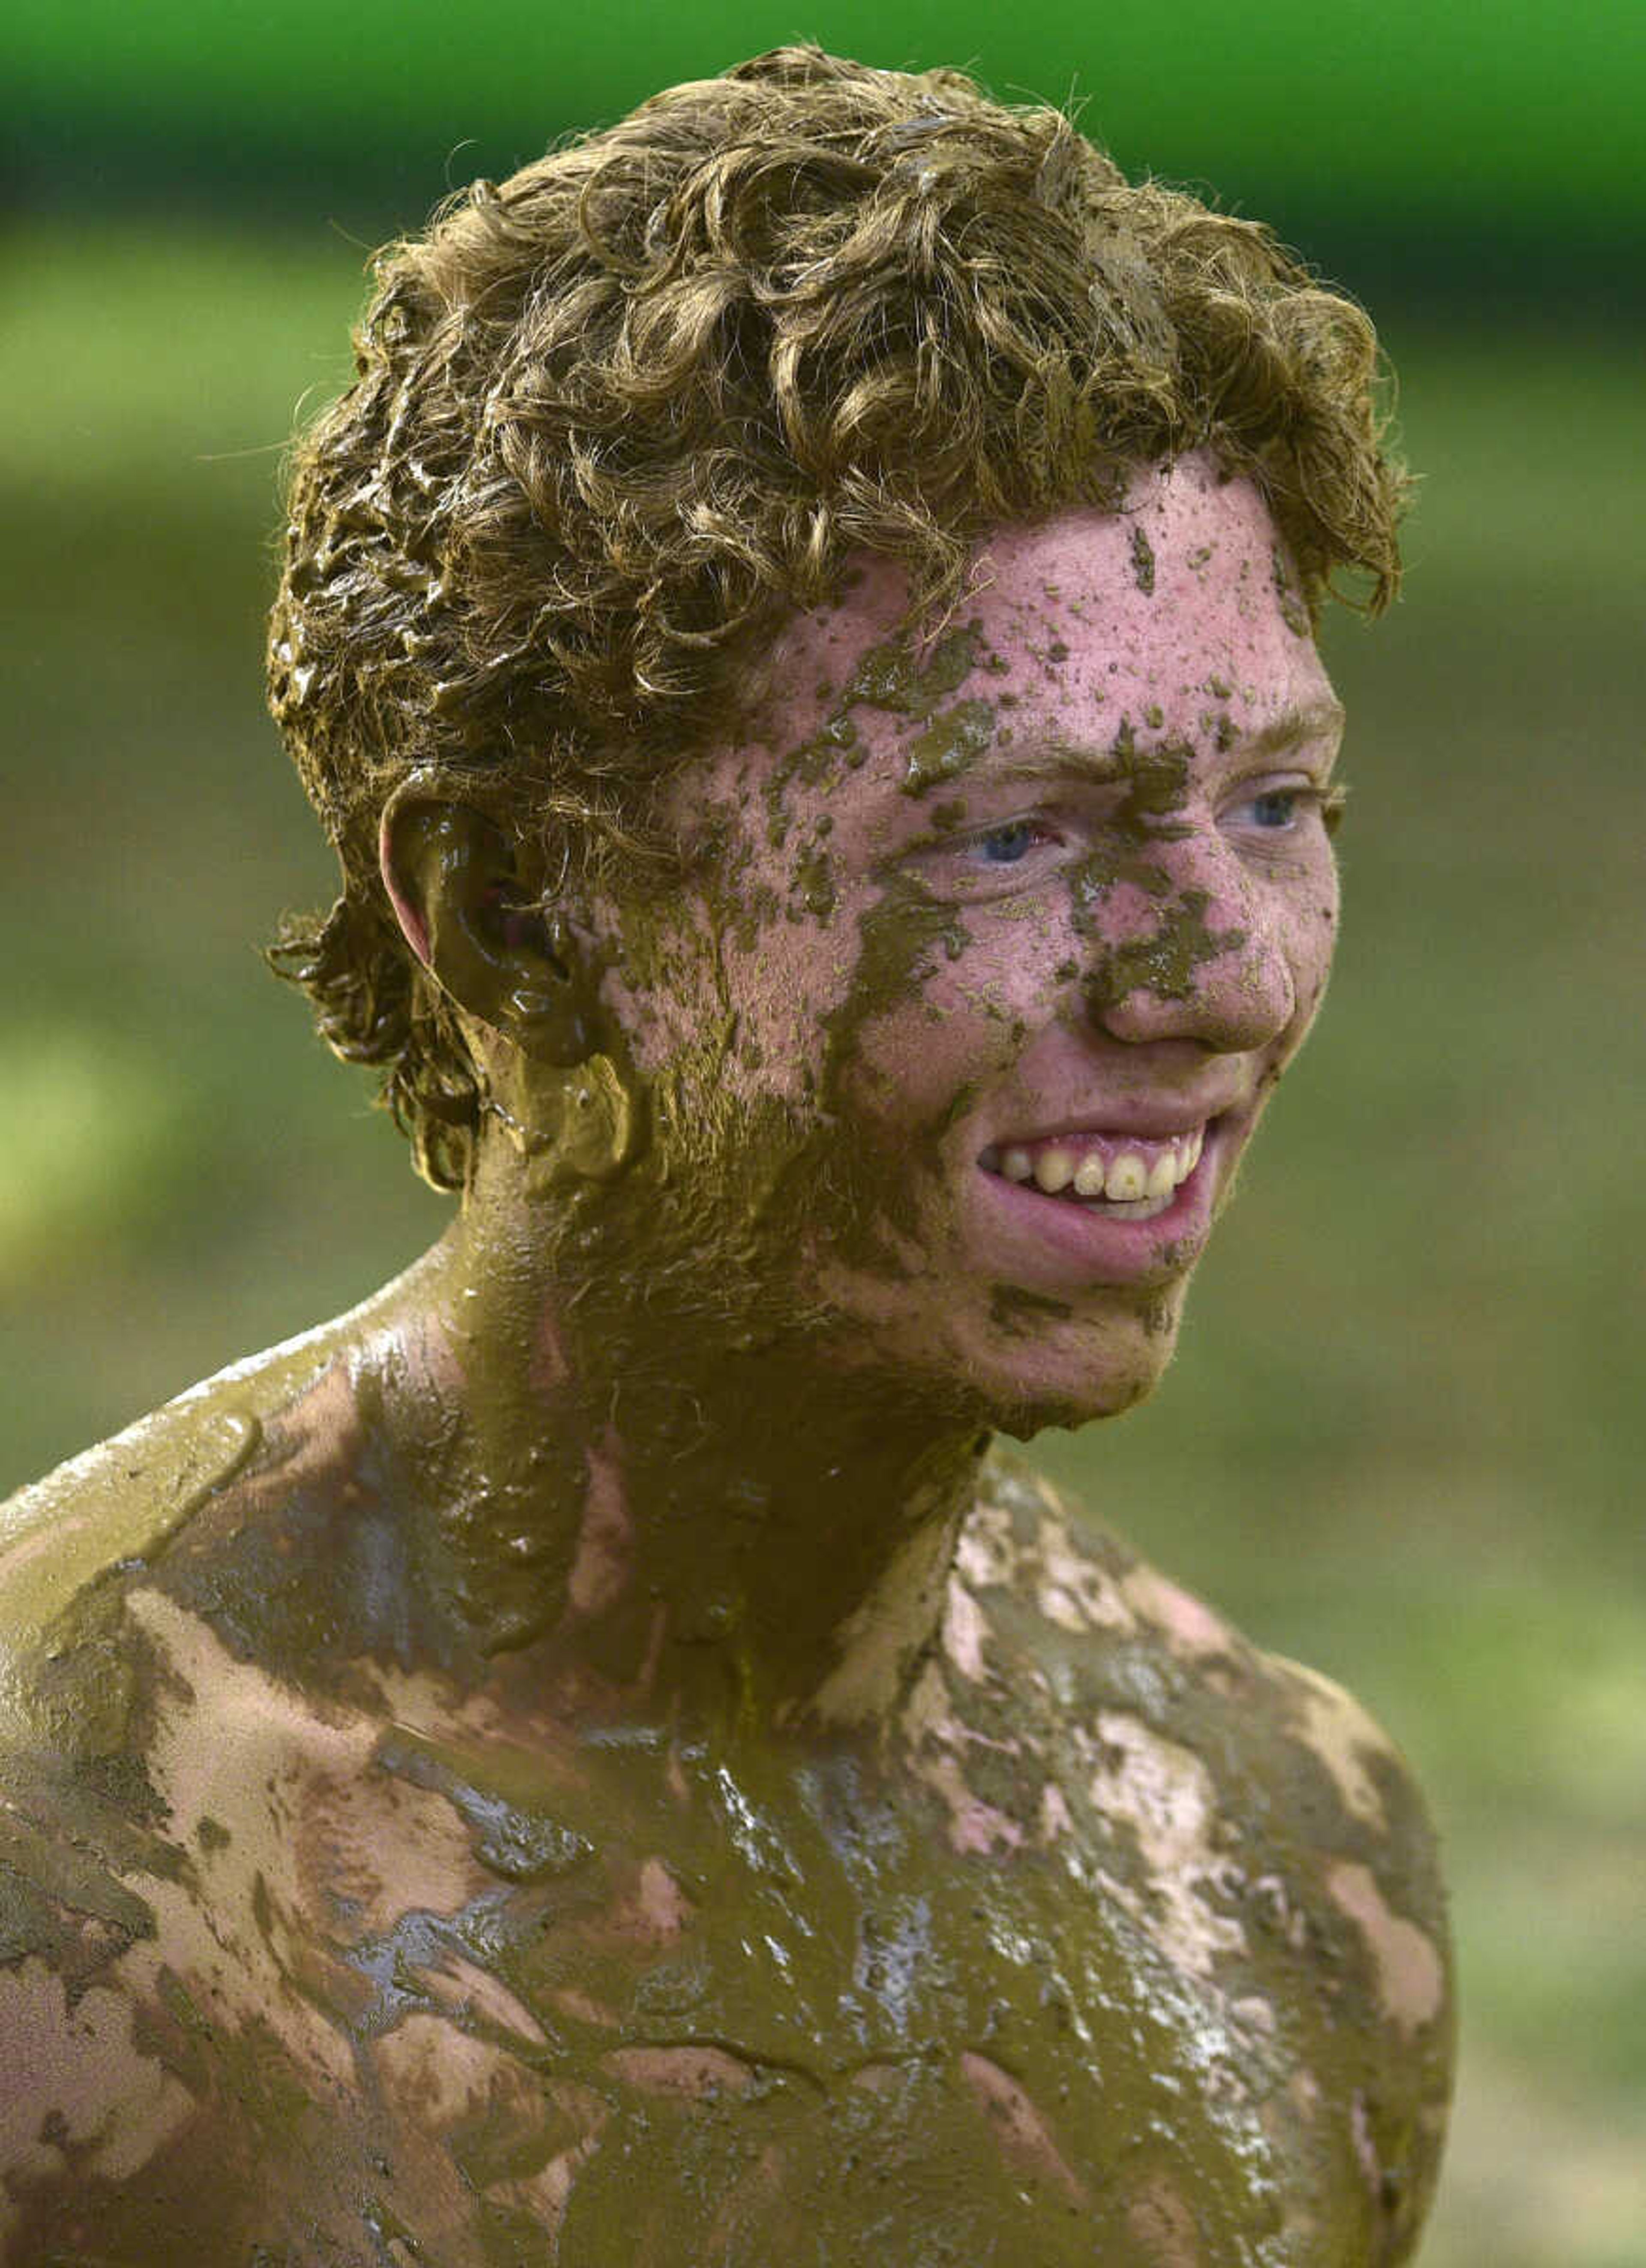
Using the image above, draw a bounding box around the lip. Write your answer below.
[968,1113,1236,1287]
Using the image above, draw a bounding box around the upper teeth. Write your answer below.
[988,1126,1204,1203]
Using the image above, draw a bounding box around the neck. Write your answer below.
[371,1192,989,1740]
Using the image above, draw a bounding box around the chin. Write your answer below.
[814,1252,1190,1433]
[954,1293,1187,1441]
[986,1364,1165,1443]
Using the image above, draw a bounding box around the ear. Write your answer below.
[379,792,596,1065]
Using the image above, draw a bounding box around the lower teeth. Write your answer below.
[1087,1194,1174,1220]
[1019,1183,1176,1219]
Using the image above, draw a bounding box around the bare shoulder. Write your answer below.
[0,1384,258,2247]
[0,1398,258,1761]
[937,1449,1455,2261]
[958,1449,1448,1888]
[0,1319,357,1756]
[0,1329,396,2258]
[0,1313,374,1938]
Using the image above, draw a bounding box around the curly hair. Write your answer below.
[267,43,1406,1192]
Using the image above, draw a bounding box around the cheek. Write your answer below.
[844,897,1074,1104]
[601,878,857,1110]
[1286,869,1340,1031]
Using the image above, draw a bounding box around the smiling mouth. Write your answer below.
[977,1124,1210,1221]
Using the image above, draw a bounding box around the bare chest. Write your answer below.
[129,1713,1394,2268]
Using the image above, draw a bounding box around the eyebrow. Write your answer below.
[1241,701,1347,760]
[992,701,1347,785]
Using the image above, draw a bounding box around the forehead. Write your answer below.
[733,454,1331,787]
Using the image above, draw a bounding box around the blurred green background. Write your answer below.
[2,4,1642,2261]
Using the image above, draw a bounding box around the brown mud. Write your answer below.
[0,1427,1452,2264]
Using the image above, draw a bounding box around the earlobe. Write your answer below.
[378,791,595,1065]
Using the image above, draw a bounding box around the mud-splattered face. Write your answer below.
[602,455,1343,1429]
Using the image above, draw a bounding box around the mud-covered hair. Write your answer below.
[267,43,1406,1191]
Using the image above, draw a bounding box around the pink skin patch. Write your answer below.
[409,1953,550,2047]
[1327,1862,1446,2037]
[564,1435,634,1620]
[601,2044,756,2099]
[1124,1564,1236,1659]
[532,1306,572,1393]
[604,453,1343,1425]
[941,1572,990,1681]
[960,2051,1088,2206]
[1126,2177,1206,2263]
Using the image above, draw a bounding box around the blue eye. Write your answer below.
[1248,790,1301,829]
[970,821,1040,865]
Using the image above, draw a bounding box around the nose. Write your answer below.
[1079,851,1300,1055]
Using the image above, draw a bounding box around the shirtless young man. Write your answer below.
[0,48,1453,2266]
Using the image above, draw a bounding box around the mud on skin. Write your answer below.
[0,1453,1451,2265]
[0,464,1453,2263]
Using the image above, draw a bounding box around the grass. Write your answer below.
[3,221,1642,2264]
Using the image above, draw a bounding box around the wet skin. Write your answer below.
[0,460,1453,2262]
